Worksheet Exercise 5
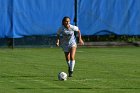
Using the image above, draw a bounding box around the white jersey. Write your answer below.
[57,24,79,52]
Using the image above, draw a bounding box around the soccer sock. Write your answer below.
[67,60,70,67]
[70,60,75,71]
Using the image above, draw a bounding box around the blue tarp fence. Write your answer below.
[0,0,140,38]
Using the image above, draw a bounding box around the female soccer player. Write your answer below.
[56,16,84,77]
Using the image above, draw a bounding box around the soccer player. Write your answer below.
[56,16,84,77]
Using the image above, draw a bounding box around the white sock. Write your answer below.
[67,60,70,67]
[70,60,75,71]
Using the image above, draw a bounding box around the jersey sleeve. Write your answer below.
[57,27,62,35]
[70,25,79,32]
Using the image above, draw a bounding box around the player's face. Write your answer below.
[63,18,70,28]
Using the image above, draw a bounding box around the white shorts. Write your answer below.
[61,43,77,52]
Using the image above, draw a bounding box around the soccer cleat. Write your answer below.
[68,71,73,77]
[68,67,73,77]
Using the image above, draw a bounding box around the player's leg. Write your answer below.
[64,52,71,76]
[69,46,77,77]
[64,52,70,67]
[62,44,71,68]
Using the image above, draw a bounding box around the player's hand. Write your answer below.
[56,42,59,46]
[79,39,84,45]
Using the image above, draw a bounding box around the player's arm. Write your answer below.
[56,28,61,46]
[77,30,84,45]
[56,34,60,46]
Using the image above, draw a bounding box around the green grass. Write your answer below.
[0,47,140,93]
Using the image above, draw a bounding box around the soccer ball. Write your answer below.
[58,72,67,81]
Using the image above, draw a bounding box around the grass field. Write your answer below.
[0,47,140,93]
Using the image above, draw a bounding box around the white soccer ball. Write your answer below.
[58,72,67,81]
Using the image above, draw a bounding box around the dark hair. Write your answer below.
[62,16,70,25]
